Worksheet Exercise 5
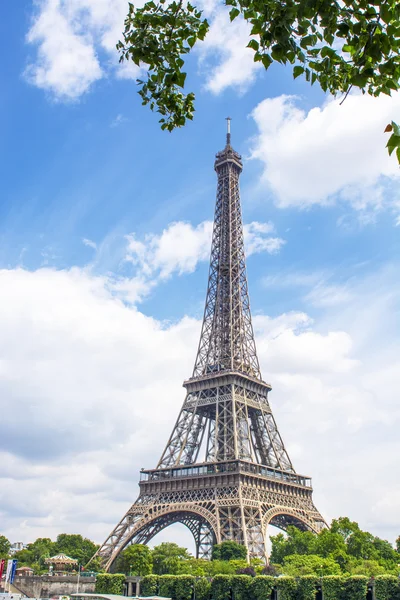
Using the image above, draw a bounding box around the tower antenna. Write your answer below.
[226,116,231,146]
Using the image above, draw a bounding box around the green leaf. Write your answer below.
[229,7,240,21]
[293,65,304,78]
[247,39,259,51]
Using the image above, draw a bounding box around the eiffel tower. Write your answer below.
[92,120,326,570]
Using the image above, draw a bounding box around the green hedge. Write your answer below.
[158,575,195,600]
[342,576,369,600]
[296,575,319,600]
[231,575,253,600]
[95,573,125,595]
[141,574,159,596]
[212,575,232,600]
[194,576,211,600]
[251,575,275,600]
[275,577,297,600]
[99,572,398,600]
[321,576,345,600]
[174,575,196,600]
[375,575,400,600]
[159,575,179,598]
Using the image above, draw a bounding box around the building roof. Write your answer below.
[44,554,78,565]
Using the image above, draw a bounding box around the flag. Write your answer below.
[0,559,5,580]
[5,560,12,583]
[10,560,18,584]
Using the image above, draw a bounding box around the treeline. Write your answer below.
[96,573,400,600]
[2,517,400,578]
[0,534,99,573]
[114,518,400,578]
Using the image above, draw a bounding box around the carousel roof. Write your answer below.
[45,553,78,564]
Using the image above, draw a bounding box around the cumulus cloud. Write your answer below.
[25,0,262,100]
[1,262,399,547]
[250,93,400,218]
[25,0,138,100]
[197,8,261,94]
[123,220,284,296]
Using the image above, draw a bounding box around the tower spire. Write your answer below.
[192,123,260,379]
[226,116,231,146]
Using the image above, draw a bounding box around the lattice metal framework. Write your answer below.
[90,121,326,571]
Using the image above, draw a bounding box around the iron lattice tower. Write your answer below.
[91,121,326,570]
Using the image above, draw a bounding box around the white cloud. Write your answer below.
[244,221,285,256]
[124,219,284,296]
[25,0,262,100]
[25,0,138,100]
[82,238,97,249]
[197,9,261,94]
[250,93,400,217]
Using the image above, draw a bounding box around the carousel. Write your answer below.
[45,553,78,575]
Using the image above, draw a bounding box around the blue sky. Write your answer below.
[0,1,400,550]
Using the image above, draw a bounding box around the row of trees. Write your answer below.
[1,518,399,578]
[0,534,99,573]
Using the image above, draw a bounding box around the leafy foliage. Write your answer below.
[385,121,400,163]
[119,0,400,155]
[251,575,275,600]
[295,575,319,600]
[141,574,159,596]
[342,575,369,600]
[270,518,400,576]
[281,554,341,576]
[211,574,233,600]
[321,576,345,600]
[236,566,256,576]
[115,544,153,576]
[275,576,297,600]
[212,541,248,561]
[95,573,125,594]
[374,575,400,600]
[54,533,99,566]
[117,0,208,131]
[152,542,192,575]
[193,576,211,600]
[231,575,253,600]
[0,535,11,557]
[159,574,179,599]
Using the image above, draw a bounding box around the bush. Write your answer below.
[212,575,232,600]
[321,576,345,600]
[236,567,256,577]
[141,574,159,596]
[231,575,253,600]
[296,575,318,600]
[275,577,296,600]
[194,577,211,600]
[251,575,274,600]
[375,575,400,600]
[342,576,369,600]
[95,573,125,594]
[212,542,247,561]
[175,575,195,600]
[159,575,178,598]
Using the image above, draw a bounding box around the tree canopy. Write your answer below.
[118,0,400,162]
[152,542,192,575]
[212,541,248,561]
[270,517,400,576]
[115,544,153,576]
[13,534,98,573]
[0,535,10,557]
